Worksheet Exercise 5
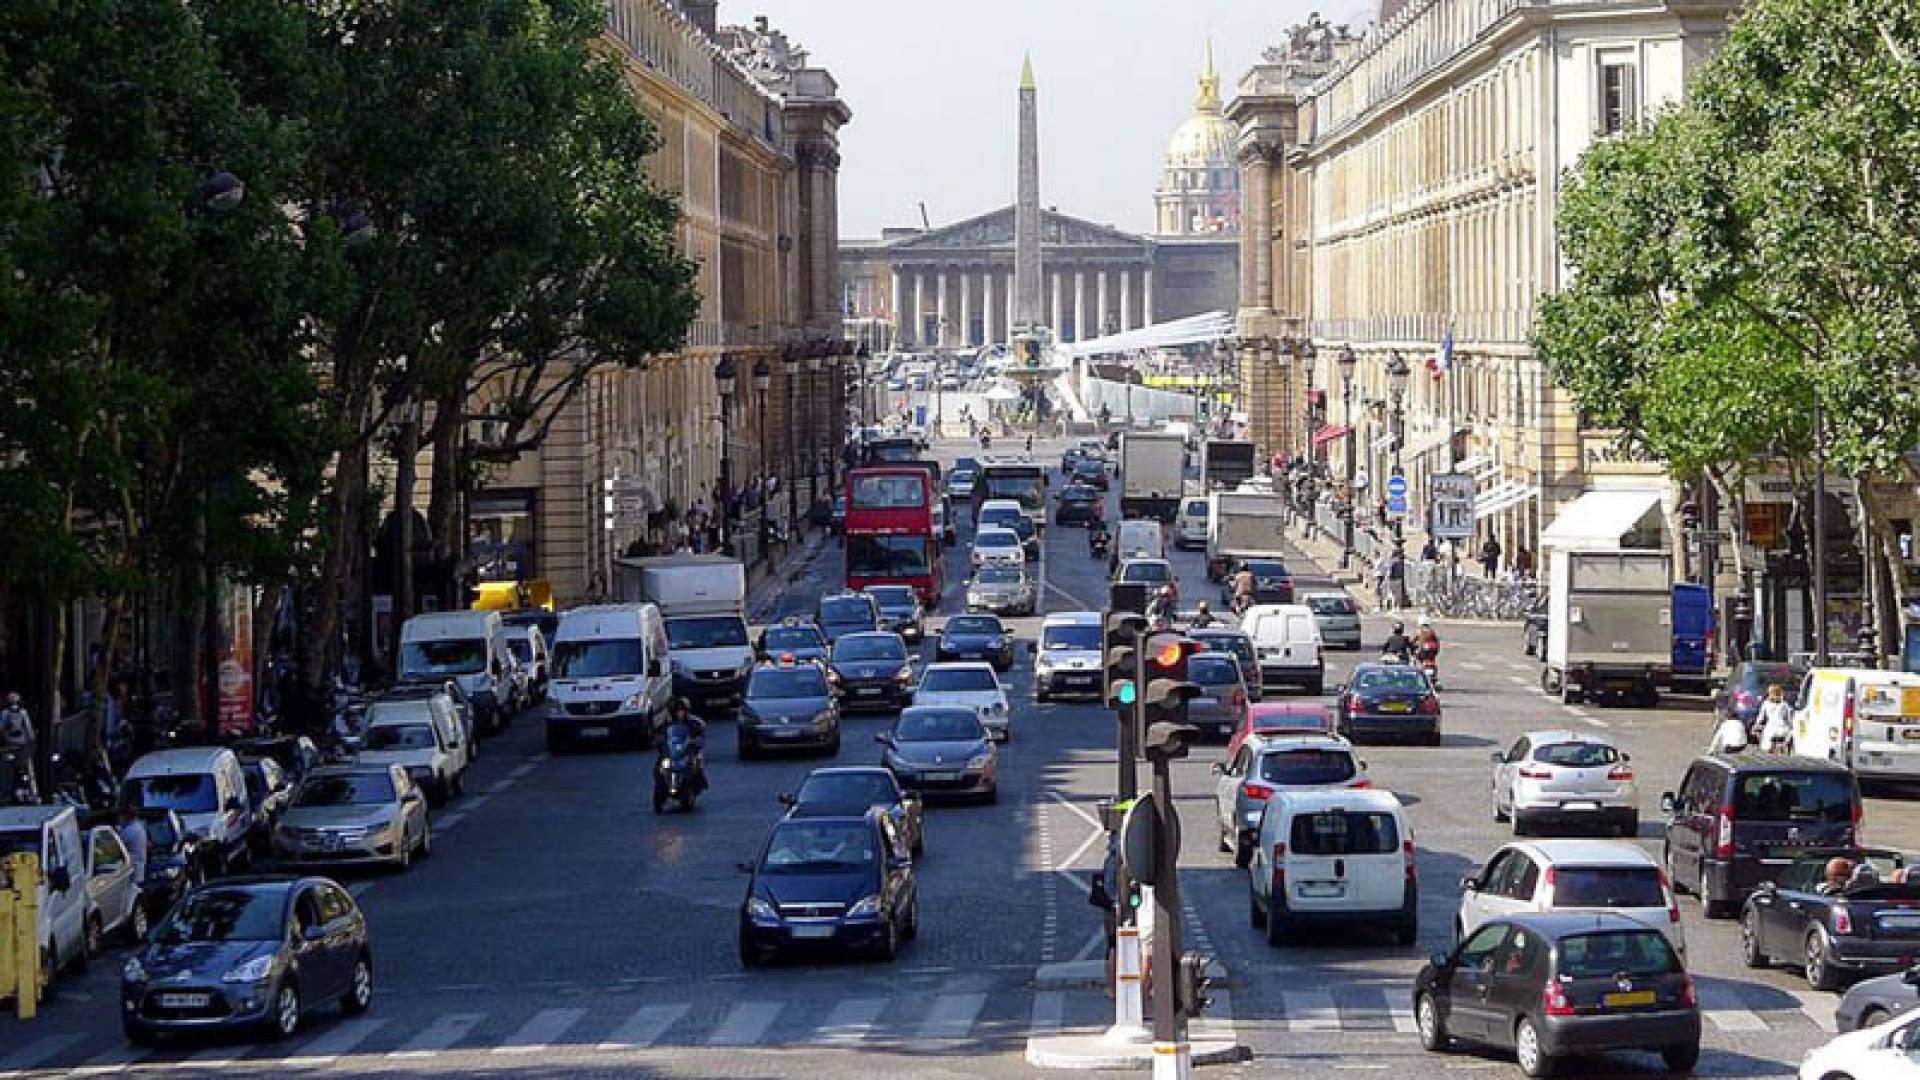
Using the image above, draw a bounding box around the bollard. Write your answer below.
[2,852,40,1019]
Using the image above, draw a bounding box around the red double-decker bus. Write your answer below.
[845,466,945,605]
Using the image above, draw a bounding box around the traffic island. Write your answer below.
[1025,1033,1251,1070]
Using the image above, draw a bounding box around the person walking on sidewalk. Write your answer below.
[1479,536,1503,580]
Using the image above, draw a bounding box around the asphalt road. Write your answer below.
[2,430,1912,1080]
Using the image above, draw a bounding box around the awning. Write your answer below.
[1311,424,1353,448]
[1539,488,1666,550]
[1454,454,1490,474]
[1473,483,1538,519]
[1403,428,1452,460]
[1370,434,1396,453]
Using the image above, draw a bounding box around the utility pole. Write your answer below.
[1144,722,1198,1080]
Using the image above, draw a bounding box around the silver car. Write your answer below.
[273,764,432,871]
[1185,653,1250,742]
[1490,730,1639,837]
[1210,734,1368,866]
[1302,591,1362,650]
[967,566,1036,616]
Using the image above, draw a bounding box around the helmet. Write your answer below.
[1196,600,1211,611]
[1419,618,1432,629]
[1392,622,1405,634]
[669,697,693,714]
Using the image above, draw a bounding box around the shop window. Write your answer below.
[470,490,538,582]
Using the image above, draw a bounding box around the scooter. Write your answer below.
[1089,531,1110,560]
[653,721,706,813]
[1419,656,1442,692]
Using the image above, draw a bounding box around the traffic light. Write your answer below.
[1175,951,1215,1016]
[1105,611,1146,712]
[1109,581,1148,616]
[1140,631,1204,744]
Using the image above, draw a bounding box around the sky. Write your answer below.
[731,0,1374,239]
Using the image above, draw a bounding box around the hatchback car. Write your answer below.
[1800,1011,1920,1080]
[1741,848,1918,990]
[1190,627,1262,703]
[971,527,1025,569]
[864,585,925,642]
[757,620,829,665]
[937,614,1015,670]
[121,877,373,1043]
[782,766,923,856]
[1660,753,1860,917]
[879,706,998,804]
[738,661,841,758]
[1301,591,1362,650]
[1185,653,1250,742]
[1456,840,1683,958]
[913,662,1011,741]
[737,810,918,965]
[966,566,1036,616]
[1837,964,1920,1032]
[1032,612,1102,701]
[272,765,432,873]
[1212,734,1367,866]
[1490,731,1638,837]
[1336,663,1442,745]
[827,632,915,713]
[1054,484,1104,526]
[816,593,881,644]
[1412,913,1699,1077]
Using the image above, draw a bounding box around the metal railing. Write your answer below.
[1406,559,1538,620]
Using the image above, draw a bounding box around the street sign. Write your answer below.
[1386,474,1409,518]
[1430,473,1475,539]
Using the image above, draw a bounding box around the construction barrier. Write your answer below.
[0,851,43,1019]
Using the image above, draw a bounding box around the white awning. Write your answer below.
[1473,483,1537,519]
[1539,488,1666,550]
[1371,434,1396,453]
[1454,454,1489,474]
[1403,428,1452,460]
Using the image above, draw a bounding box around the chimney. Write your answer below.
[680,0,717,36]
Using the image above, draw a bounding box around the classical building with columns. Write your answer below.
[1229,2,1737,559]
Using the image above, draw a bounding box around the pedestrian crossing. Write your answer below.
[1224,984,1839,1037]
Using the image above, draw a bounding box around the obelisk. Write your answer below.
[1013,53,1043,331]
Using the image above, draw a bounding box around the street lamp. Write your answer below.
[1386,350,1411,540]
[1337,344,1358,570]
[782,344,801,539]
[807,343,826,512]
[715,354,737,539]
[753,358,772,552]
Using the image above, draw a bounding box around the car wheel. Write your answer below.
[1807,927,1841,991]
[343,954,373,1015]
[124,902,149,946]
[1217,821,1233,854]
[984,785,998,805]
[450,770,465,798]
[1511,812,1530,838]
[1515,1017,1554,1077]
[1233,833,1253,869]
[1416,993,1449,1052]
[651,787,667,814]
[1661,1043,1699,1073]
[395,836,412,873]
[1741,908,1769,968]
[544,731,568,754]
[1664,844,1689,896]
[1396,909,1418,947]
[1701,869,1731,919]
[1249,880,1266,929]
[417,824,433,860]
[78,914,101,972]
[738,935,766,968]
[875,914,901,961]
[1861,1007,1891,1030]
[269,983,301,1040]
[1493,793,1509,823]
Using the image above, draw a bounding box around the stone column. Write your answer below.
[1073,270,1086,343]
[1144,267,1155,326]
[1120,269,1133,332]
[1004,270,1015,341]
[936,270,949,346]
[960,271,972,348]
[1097,270,1109,338]
[1238,143,1272,310]
[890,269,903,341]
[1050,271,1063,337]
[913,272,926,346]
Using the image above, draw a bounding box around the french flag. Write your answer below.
[1429,324,1454,378]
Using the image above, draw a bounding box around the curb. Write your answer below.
[1025,1034,1251,1070]
[747,532,828,622]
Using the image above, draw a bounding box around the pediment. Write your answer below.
[891,208,1147,252]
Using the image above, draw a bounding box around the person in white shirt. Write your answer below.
[1710,710,1751,755]
[1756,683,1794,752]
[115,808,149,887]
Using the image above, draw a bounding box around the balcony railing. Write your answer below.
[604,0,784,152]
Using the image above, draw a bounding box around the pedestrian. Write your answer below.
[1,692,35,796]
[1513,545,1535,580]
[1479,536,1503,580]
[1757,683,1794,751]
[115,807,148,886]
[1420,536,1439,563]
[1385,545,1407,610]
[1709,706,1751,754]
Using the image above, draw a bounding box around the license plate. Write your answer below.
[1297,881,1344,898]
[160,993,211,1008]
[1065,676,1094,686]
[1561,801,1600,812]
[790,924,836,940]
[1882,913,1920,930]
[924,772,961,782]
[1903,728,1920,741]
[1769,846,1813,860]
[856,687,882,697]
[1379,702,1411,713]
[1603,990,1656,1008]
[580,726,610,737]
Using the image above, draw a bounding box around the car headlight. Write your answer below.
[967,751,992,769]
[622,691,650,712]
[894,666,914,683]
[847,894,882,918]
[222,954,275,983]
[747,897,780,925]
[812,710,835,730]
[123,956,148,983]
[967,591,983,605]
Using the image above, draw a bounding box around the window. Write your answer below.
[850,475,927,510]
[551,638,645,678]
[1733,772,1856,823]
[1290,810,1399,855]
[1497,930,1545,978]
[1509,856,1542,901]
[316,884,353,924]
[1550,867,1665,908]
[920,668,998,693]
[1258,749,1358,786]
[1534,741,1621,767]
[1458,923,1509,970]
[92,830,127,873]
[1557,931,1679,978]
[1598,58,1638,135]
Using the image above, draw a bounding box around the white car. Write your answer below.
[360,699,470,803]
[912,662,1012,741]
[1455,839,1685,959]
[1211,733,1369,867]
[1114,558,1175,596]
[1799,1009,1920,1080]
[971,527,1025,569]
[1490,730,1638,837]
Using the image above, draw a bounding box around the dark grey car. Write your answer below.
[864,586,925,642]
[739,662,841,758]
[879,706,998,803]
[1837,964,1920,1031]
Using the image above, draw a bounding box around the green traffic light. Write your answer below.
[1115,680,1137,704]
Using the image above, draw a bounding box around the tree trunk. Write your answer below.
[1857,479,1906,667]
[426,386,465,609]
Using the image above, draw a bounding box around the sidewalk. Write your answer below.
[746,529,828,623]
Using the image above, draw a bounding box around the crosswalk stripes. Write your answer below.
[492,1008,586,1053]
[388,1011,484,1058]
[915,992,989,1042]
[63,1044,148,1077]
[1698,985,1769,1032]
[1784,988,1839,1033]
[596,1002,691,1051]
[0,1035,85,1077]
[706,1001,784,1046]
[816,997,888,1046]
[1282,990,1340,1032]
[279,1017,389,1067]
[1385,997,1419,1035]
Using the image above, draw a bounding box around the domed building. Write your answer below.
[1155,44,1241,237]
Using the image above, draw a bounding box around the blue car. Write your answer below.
[817,593,881,644]
[936,614,1014,671]
[738,809,918,965]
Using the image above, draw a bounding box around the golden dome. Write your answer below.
[1163,42,1236,168]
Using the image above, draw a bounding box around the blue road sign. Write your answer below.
[1387,475,1408,499]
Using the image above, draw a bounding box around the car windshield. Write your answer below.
[833,637,906,662]
[1549,867,1665,908]
[1260,749,1358,786]
[749,668,829,698]
[762,823,878,873]
[294,773,396,807]
[797,773,897,807]
[1354,669,1429,693]
[897,709,984,741]
[820,598,876,625]
[946,616,1003,637]
[1556,930,1680,978]
[1306,595,1355,615]
[366,724,437,751]
[1064,487,1097,502]
[976,568,1023,585]
[1189,657,1241,685]
[1043,625,1100,650]
[1534,741,1621,767]
[1121,562,1170,584]
[667,616,749,650]
[920,668,998,693]
[976,530,1018,549]
[1733,772,1856,822]
[157,888,284,943]
[1289,810,1399,855]
[551,638,645,678]
[126,774,218,814]
[764,627,823,652]
[1252,706,1333,733]
[949,470,976,486]
[867,587,916,608]
[400,638,487,677]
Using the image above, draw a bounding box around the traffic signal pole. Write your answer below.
[1149,745,1191,1080]
[1121,624,1143,800]
[1108,621,1147,1043]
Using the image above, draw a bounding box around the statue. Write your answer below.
[1263,10,1356,66]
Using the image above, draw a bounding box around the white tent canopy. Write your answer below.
[1538,488,1665,550]
[1060,311,1234,358]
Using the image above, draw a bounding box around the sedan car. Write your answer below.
[864,585,925,642]
[1190,627,1262,703]
[946,468,978,501]
[879,706,998,804]
[1799,1011,1920,1080]
[913,662,1011,741]
[738,661,841,758]
[1336,663,1442,745]
[1490,731,1638,837]
[1302,591,1362,651]
[1212,734,1368,866]
[827,631,916,713]
[1069,459,1109,491]
[1185,653,1251,742]
[936,614,1015,670]
[121,876,373,1043]
[1837,964,1920,1032]
[1115,558,1176,597]
[816,592,881,644]
[1413,913,1699,1077]
[1456,840,1683,958]
[782,766,923,856]
[1054,484,1104,526]
[757,619,829,665]
[971,527,1025,569]
[738,809,918,965]
[1742,849,1919,990]
[272,765,432,872]
[967,566,1036,616]
[1223,558,1294,606]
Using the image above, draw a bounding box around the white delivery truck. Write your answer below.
[1540,549,1673,707]
[1792,667,1920,781]
[1120,431,1186,523]
[398,610,515,730]
[615,555,755,716]
[1205,488,1289,581]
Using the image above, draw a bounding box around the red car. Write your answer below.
[1227,701,1336,760]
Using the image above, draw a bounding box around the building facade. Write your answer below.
[1230,1,1737,559]
[1154,44,1241,238]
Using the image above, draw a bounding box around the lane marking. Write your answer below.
[1071,926,1106,962]
[1387,996,1419,1034]
[436,811,467,829]
[1047,792,1104,832]
[1459,661,1487,671]
[706,1001,783,1046]
[815,997,888,1045]
[492,1007,587,1053]
[597,1003,691,1050]
[1055,819,1106,872]
[281,1017,389,1066]
[389,1012,485,1058]
[1283,990,1340,1031]
[65,1044,151,1076]
[915,992,989,1041]
[1786,988,1839,1032]
[182,1045,244,1067]
[460,794,492,812]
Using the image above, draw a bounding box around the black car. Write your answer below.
[817,592,881,644]
[781,766,923,855]
[1661,753,1860,917]
[1070,459,1108,491]
[1838,963,1920,1031]
[1336,664,1442,745]
[1413,912,1699,1077]
[1712,660,1804,736]
[121,876,373,1043]
[228,736,323,784]
[879,706,998,804]
[936,614,1014,670]
[863,585,925,642]
[1230,558,1295,605]
[737,809,918,965]
[828,632,916,713]
[757,620,830,665]
[738,661,841,758]
[1742,848,1920,989]
[1054,484,1104,526]
[239,757,293,856]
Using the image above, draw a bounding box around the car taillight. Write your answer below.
[1517,767,1553,780]
[1349,778,1373,789]
[1853,799,1864,843]
[1714,804,1735,859]
[1607,765,1634,781]
[1844,692,1856,746]
[1540,865,1557,906]
[1403,839,1417,881]
[1243,782,1275,801]
[1835,905,1854,934]
[1658,869,1680,923]
[1272,842,1286,895]
[1542,980,1575,1017]
[1680,974,1698,1007]
[1418,695,1440,715]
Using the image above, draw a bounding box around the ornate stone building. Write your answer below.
[1155,45,1241,237]
[1231,1,1737,558]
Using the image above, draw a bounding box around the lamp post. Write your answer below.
[808,343,826,517]
[1386,350,1410,540]
[1337,345,1358,570]
[753,358,771,553]
[715,355,737,551]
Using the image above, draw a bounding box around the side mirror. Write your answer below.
[1902,963,1920,987]
[777,793,796,808]
[1660,792,1677,815]
[1489,751,1506,765]
[302,924,327,942]
[1459,874,1479,892]
[1209,763,1224,776]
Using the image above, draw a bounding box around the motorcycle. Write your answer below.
[1419,656,1442,692]
[48,748,118,812]
[0,748,38,806]
[652,721,706,813]
[1089,531,1110,560]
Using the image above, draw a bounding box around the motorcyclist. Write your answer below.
[1413,620,1441,664]
[656,697,708,789]
[1189,600,1220,629]
[1381,621,1414,665]
[1088,520,1111,556]
[1230,563,1257,613]
[980,431,993,450]
[1146,585,1178,625]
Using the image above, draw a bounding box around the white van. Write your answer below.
[123,748,252,874]
[1247,788,1416,945]
[399,610,514,731]
[1241,603,1324,694]
[1792,667,1920,780]
[1175,495,1210,550]
[362,696,470,802]
[0,806,94,982]
[546,603,674,752]
[1116,519,1165,562]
